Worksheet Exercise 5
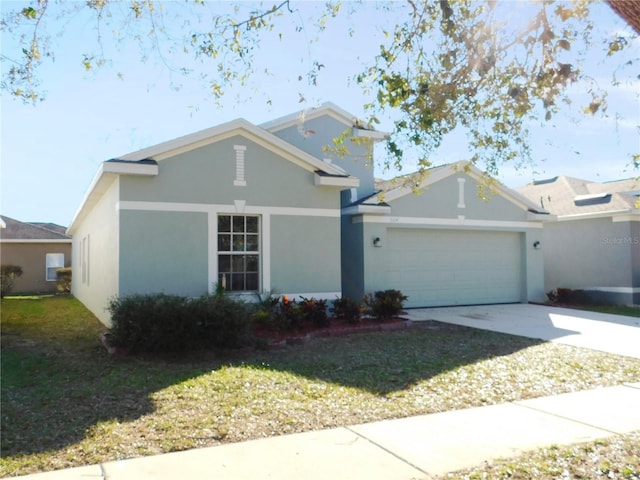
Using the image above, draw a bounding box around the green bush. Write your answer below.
[331,296,362,324]
[191,293,254,349]
[255,294,303,332]
[107,292,255,354]
[56,267,72,294]
[363,289,408,321]
[0,265,23,298]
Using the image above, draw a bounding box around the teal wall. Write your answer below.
[119,210,209,297]
[270,116,377,201]
[341,216,365,300]
[270,215,341,294]
[120,135,338,210]
[389,174,528,221]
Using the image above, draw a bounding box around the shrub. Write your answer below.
[108,294,193,353]
[191,293,254,349]
[56,267,72,294]
[332,296,362,324]
[107,292,255,354]
[0,265,23,298]
[299,297,329,328]
[363,289,408,321]
[556,288,590,304]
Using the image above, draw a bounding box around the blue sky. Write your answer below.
[1,1,638,227]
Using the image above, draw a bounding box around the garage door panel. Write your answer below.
[385,229,523,307]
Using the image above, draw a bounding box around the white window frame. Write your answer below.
[217,214,260,292]
[45,253,65,282]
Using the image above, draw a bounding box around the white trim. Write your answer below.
[457,177,466,209]
[582,287,640,294]
[612,214,640,222]
[574,193,611,202]
[314,173,360,188]
[0,239,72,244]
[342,204,392,216]
[279,291,342,301]
[556,209,634,221]
[116,201,340,218]
[262,214,271,293]
[207,212,218,293]
[102,161,159,176]
[353,215,543,229]
[351,128,388,141]
[260,102,357,132]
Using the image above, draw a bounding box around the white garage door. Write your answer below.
[386,229,523,308]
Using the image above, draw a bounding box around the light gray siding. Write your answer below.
[270,116,377,202]
[543,217,639,304]
[119,210,209,297]
[270,215,341,296]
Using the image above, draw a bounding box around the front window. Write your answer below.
[217,215,259,292]
[46,253,64,282]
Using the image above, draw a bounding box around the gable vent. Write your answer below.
[234,145,247,187]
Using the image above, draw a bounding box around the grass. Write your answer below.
[2,296,640,478]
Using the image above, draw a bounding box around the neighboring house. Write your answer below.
[517,176,640,305]
[68,102,547,325]
[0,215,72,294]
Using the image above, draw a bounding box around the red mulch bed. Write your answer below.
[254,316,412,348]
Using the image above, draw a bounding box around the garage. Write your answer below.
[385,228,524,308]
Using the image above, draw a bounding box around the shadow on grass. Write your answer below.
[2,298,543,461]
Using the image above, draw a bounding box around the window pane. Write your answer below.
[246,216,258,233]
[218,234,231,251]
[46,267,57,282]
[246,273,258,291]
[218,255,231,272]
[246,234,259,251]
[232,234,245,251]
[218,215,231,232]
[231,273,244,291]
[233,216,245,232]
[246,255,259,272]
[232,255,244,272]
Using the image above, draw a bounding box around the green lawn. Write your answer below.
[2,296,639,478]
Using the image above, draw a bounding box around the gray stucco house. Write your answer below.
[518,176,640,305]
[69,103,547,325]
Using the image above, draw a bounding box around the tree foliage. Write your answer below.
[1,0,637,175]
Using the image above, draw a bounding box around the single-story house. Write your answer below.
[68,103,547,325]
[0,215,72,294]
[517,175,639,305]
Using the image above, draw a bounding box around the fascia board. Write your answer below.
[103,161,159,176]
[314,173,360,188]
[261,102,356,132]
[342,204,392,216]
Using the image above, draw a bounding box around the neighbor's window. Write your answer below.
[46,253,64,281]
[217,215,259,291]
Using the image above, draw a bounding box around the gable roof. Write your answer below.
[376,161,548,214]
[260,102,387,141]
[516,175,640,218]
[0,215,71,241]
[119,118,351,176]
[68,114,360,234]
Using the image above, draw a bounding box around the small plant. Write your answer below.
[0,265,23,298]
[299,296,329,328]
[56,267,72,294]
[332,295,362,324]
[363,289,408,321]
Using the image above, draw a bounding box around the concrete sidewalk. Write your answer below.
[16,383,640,480]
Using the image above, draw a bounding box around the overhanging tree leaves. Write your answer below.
[1,0,637,176]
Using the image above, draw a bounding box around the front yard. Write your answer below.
[1,296,639,478]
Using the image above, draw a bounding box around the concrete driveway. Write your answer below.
[404,303,640,359]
